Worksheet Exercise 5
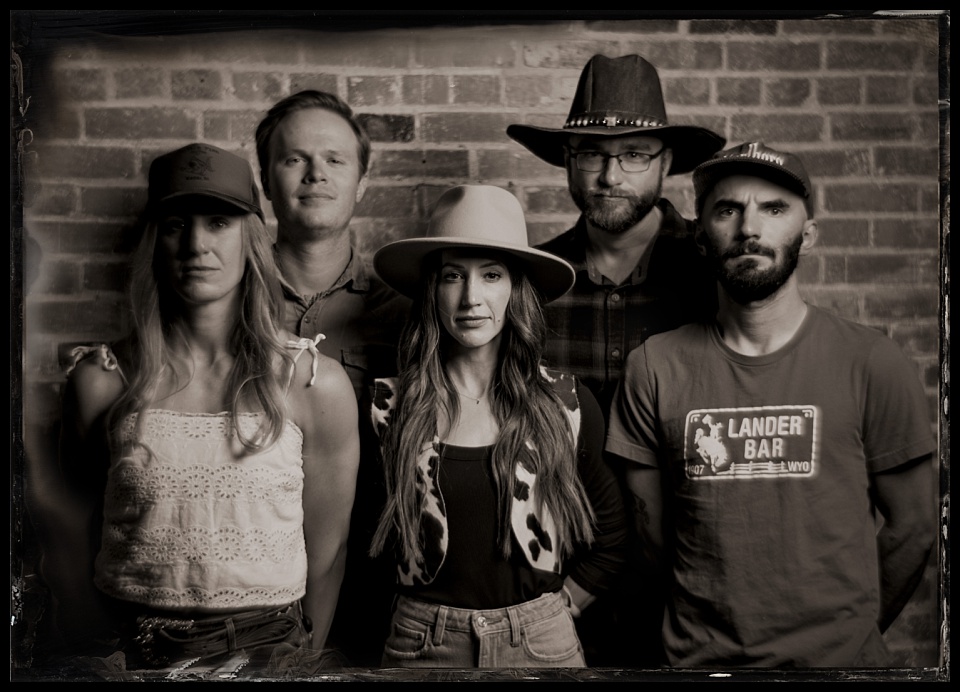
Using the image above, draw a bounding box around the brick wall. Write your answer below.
[12,12,947,675]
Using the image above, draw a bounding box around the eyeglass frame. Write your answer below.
[564,144,667,173]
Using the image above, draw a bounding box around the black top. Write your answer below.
[400,383,628,609]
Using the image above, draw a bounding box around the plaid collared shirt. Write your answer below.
[536,199,716,419]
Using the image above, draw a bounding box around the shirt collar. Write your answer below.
[275,244,371,303]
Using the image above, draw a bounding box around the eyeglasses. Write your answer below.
[566,146,665,173]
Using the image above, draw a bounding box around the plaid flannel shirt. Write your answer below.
[536,199,717,419]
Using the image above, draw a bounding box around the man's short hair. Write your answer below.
[255,90,372,181]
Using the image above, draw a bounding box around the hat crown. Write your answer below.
[148,143,263,219]
[428,185,531,249]
[565,54,669,130]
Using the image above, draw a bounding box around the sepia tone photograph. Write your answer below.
[11,10,949,682]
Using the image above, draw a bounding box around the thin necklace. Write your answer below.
[454,382,489,405]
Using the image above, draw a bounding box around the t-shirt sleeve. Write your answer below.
[862,336,937,473]
[605,344,661,468]
[566,383,629,595]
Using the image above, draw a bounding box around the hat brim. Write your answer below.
[154,191,264,221]
[506,123,726,175]
[374,237,576,304]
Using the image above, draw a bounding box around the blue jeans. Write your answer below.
[381,591,586,668]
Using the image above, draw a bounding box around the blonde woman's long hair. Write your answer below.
[106,212,292,454]
[370,256,596,565]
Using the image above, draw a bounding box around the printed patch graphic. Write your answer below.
[683,406,819,479]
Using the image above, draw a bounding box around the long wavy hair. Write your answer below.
[106,211,293,454]
[370,255,596,565]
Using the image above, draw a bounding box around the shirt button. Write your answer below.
[611,348,621,359]
[610,293,621,303]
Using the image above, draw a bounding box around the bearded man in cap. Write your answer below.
[507,53,726,668]
[606,142,936,667]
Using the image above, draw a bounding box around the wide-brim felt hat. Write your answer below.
[148,143,264,221]
[374,185,575,303]
[506,54,726,175]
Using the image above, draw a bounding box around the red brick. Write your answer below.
[805,148,871,178]
[817,77,863,105]
[29,298,126,336]
[421,113,513,143]
[403,75,449,105]
[44,221,130,254]
[822,255,845,283]
[826,40,917,70]
[802,287,862,320]
[115,68,164,98]
[83,260,128,293]
[31,261,81,295]
[171,70,223,100]
[767,78,812,107]
[452,75,501,105]
[504,75,556,109]
[730,113,824,142]
[846,253,919,283]
[348,76,402,107]
[890,320,939,356]
[86,107,197,140]
[36,145,137,179]
[30,184,77,216]
[863,286,938,319]
[874,218,939,248]
[525,187,578,216]
[54,68,107,101]
[80,187,148,219]
[372,150,469,179]
[355,185,418,218]
[814,219,869,247]
[359,114,415,143]
[418,39,515,68]
[289,74,339,95]
[920,186,941,215]
[824,183,920,213]
[875,147,939,176]
[728,41,820,71]
[866,75,912,104]
[477,150,563,181]
[664,77,711,106]
[232,72,284,102]
[717,77,761,105]
[913,75,939,105]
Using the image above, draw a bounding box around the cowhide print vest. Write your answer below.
[370,366,582,587]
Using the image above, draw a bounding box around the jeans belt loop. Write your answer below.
[507,605,522,648]
[225,617,238,652]
[433,605,447,646]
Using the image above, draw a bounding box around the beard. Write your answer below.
[571,185,661,235]
[707,233,803,304]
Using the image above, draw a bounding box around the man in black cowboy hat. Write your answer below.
[507,53,725,668]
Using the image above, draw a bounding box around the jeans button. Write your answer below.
[477,616,486,627]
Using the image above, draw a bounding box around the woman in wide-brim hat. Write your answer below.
[368,184,628,669]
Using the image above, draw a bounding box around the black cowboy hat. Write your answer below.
[506,54,726,175]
